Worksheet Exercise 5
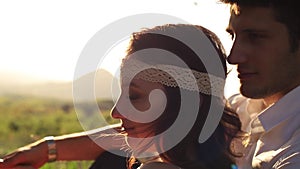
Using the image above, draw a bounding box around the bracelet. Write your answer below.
[44,136,57,162]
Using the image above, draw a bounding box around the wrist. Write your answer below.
[44,136,57,162]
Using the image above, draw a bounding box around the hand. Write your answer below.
[0,124,124,168]
[0,140,48,169]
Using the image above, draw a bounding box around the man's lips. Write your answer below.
[238,72,257,79]
[237,69,257,80]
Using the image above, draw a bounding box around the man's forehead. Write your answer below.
[228,6,277,30]
[230,4,241,16]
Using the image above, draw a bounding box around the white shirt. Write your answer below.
[229,86,300,169]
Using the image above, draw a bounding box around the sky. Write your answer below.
[0,0,240,97]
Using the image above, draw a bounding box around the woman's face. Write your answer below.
[111,76,167,139]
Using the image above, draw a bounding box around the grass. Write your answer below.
[0,94,118,168]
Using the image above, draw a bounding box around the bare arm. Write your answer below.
[0,124,122,169]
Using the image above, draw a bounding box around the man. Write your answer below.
[222,0,300,168]
[1,0,300,168]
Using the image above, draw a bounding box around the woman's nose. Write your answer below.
[111,104,125,119]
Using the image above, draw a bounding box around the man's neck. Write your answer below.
[263,84,300,106]
[263,94,281,107]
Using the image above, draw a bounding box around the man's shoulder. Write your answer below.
[256,116,300,168]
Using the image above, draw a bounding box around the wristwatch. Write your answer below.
[44,136,57,162]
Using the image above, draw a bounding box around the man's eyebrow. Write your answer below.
[225,28,269,34]
[242,29,269,33]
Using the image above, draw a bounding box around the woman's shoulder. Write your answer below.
[140,162,181,169]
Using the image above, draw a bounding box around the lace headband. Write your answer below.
[121,59,225,97]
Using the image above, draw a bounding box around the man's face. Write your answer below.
[226,6,300,103]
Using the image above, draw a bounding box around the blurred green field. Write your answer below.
[0,94,118,168]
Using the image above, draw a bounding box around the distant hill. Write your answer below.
[0,69,119,101]
[73,69,120,102]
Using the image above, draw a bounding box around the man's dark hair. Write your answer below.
[220,0,300,52]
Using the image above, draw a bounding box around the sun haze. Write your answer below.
[0,0,239,97]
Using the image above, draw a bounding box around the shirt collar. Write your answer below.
[258,85,300,132]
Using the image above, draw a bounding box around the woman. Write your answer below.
[0,24,244,169]
[110,24,244,169]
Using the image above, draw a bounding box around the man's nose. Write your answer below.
[227,40,247,65]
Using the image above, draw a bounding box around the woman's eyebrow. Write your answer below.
[125,81,141,89]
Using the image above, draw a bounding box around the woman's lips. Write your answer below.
[122,125,134,132]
